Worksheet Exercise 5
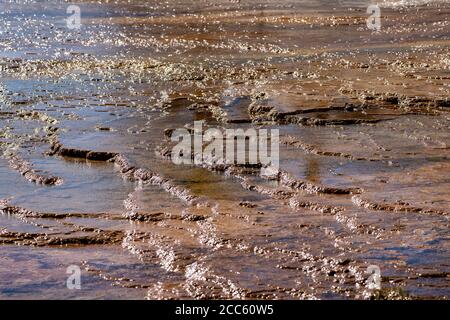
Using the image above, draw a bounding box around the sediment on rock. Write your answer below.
[339,89,450,113]
[5,153,63,185]
[123,192,205,222]
[351,195,449,216]
[280,135,377,161]
[0,202,125,246]
[247,103,392,126]
[16,110,58,125]
[47,141,200,205]
[0,229,124,246]
[156,135,358,199]
[239,178,345,215]
[240,178,294,199]
[278,170,361,195]
[114,153,200,205]
[288,197,344,215]
[80,261,154,289]
[284,115,388,126]
[124,210,206,222]
[49,140,118,161]
[0,200,123,220]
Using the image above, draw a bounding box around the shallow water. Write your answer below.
[0,0,449,299]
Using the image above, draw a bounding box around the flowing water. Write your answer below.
[0,0,449,299]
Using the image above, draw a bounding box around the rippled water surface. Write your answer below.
[0,0,449,299]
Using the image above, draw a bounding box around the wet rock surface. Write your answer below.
[0,0,449,299]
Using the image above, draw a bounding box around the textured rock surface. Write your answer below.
[0,0,449,300]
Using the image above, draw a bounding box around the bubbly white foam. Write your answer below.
[337,0,445,8]
[379,0,448,8]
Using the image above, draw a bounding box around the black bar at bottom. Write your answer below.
[0,300,446,319]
